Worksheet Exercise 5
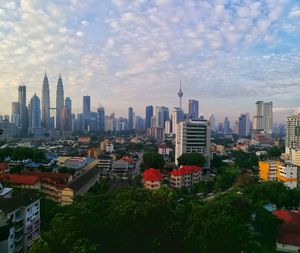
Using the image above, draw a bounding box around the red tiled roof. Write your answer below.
[144,168,163,181]
[0,162,8,171]
[0,174,40,185]
[273,210,300,246]
[170,165,202,176]
[121,156,134,164]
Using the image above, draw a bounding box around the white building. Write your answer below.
[175,120,211,167]
[0,187,41,253]
[277,163,297,189]
[285,114,300,155]
[253,101,273,134]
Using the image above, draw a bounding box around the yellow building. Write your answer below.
[259,161,280,181]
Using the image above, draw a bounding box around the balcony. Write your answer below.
[14,243,24,253]
[14,223,24,232]
[14,234,23,243]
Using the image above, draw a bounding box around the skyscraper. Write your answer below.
[29,93,41,130]
[128,107,133,130]
[42,73,50,130]
[285,114,300,154]
[223,117,230,134]
[238,113,249,137]
[62,97,72,132]
[188,99,199,120]
[145,105,153,129]
[175,119,211,166]
[18,85,27,133]
[97,106,105,132]
[155,106,169,128]
[65,97,71,112]
[253,101,273,134]
[83,96,91,130]
[11,102,20,127]
[208,113,216,132]
[56,75,64,130]
[171,107,184,134]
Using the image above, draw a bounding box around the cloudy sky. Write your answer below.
[0,0,300,123]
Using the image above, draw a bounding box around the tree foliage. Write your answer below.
[140,152,165,171]
[177,153,206,167]
[232,151,258,170]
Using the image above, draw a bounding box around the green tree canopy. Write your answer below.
[140,152,165,171]
[177,153,206,167]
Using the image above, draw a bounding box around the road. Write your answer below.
[133,152,144,175]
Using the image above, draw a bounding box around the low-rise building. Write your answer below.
[100,140,114,153]
[277,163,297,189]
[0,187,41,253]
[98,154,112,171]
[112,160,130,175]
[0,174,41,190]
[273,210,300,252]
[259,160,298,189]
[158,144,173,157]
[259,160,280,181]
[170,165,202,189]
[64,157,87,169]
[143,168,163,190]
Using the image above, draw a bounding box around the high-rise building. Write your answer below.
[56,75,64,130]
[145,105,153,129]
[11,102,20,127]
[263,102,273,134]
[83,96,91,130]
[18,85,27,133]
[61,106,72,132]
[285,114,300,154]
[208,113,216,132]
[175,120,211,166]
[155,106,169,128]
[128,107,133,130]
[223,117,230,134]
[65,97,72,113]
[188,99,199,120]
[97,106,105,132]
[42,73,50,130]
[29,93,41,135]
[238,113,249,137]
[253,101,273,134]
[171,107,184,134]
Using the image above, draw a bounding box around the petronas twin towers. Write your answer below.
[41,73,64,130]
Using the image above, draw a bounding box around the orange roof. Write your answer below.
[143,168,163,181]
[170,165,202,176]
[0,174,40,185]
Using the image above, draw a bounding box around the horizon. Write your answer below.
[1,0,300,123]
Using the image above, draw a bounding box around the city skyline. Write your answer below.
[0,1,300,122]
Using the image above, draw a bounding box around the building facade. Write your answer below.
[175,120,211,167]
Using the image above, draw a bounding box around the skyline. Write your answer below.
[0,0,300,122]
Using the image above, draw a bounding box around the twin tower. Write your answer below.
[42,73,67,130]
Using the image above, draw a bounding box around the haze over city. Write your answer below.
[0,0,300,122]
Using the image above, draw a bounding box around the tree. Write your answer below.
[177,153,206,167]
[267,146,284,158]
[140,152,165,171]
[232,151,258,170]
[29,238,51,253]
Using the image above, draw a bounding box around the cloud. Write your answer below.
[0,0,299,121]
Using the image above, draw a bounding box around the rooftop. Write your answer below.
[144,168,163,181]
[273,210,300,246]
[0,174,40,185]
[170,165,202,176]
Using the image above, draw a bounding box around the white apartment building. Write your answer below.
[0,187,41,253]
[277,163,298,189]
[175,120,211,166]
[285,114,300,155]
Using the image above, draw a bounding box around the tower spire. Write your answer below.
[178,80,183,110]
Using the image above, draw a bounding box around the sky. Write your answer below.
[0,0,300,123]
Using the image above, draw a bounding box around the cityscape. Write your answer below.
[1,1,300,253]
